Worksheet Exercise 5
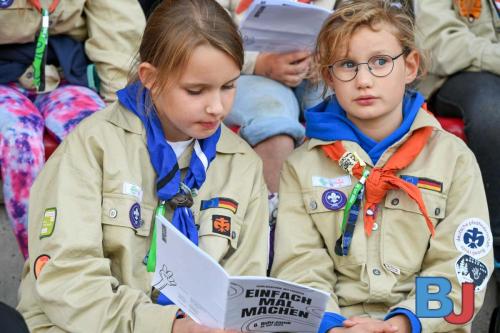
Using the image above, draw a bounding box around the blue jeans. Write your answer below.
[225,75,325,146]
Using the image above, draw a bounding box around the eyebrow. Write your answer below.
[182,74,241,88]
[342,49,396,60]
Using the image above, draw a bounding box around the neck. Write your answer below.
[347,103,403,142]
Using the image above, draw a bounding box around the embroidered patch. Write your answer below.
[40,208,57,238]
[312,175,352,189]
[455,254,489,292]
[0,0,13,8]
[200,197,238,214]
[122,182,143,202]
[129,203,142,229]
[212,215,231,236]
[322,189,347,211]
[400,175,443,193]
[34,254,50,280]
[454,218,492,259]
[454,0,482,22]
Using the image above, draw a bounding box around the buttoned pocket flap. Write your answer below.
[101,195,153,236]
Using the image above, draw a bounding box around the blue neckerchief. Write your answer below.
[117,82,220,305]
[305,90,425,164]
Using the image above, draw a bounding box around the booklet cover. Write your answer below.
[239,0,332,53]
[152,215,329,332]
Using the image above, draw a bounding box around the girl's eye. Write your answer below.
[222,83,235,90]
[186,89,202,95]
[339,60,356,69]
[372,56,389,67]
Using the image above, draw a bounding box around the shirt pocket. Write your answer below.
[302,187,367,268]
[197,208,242,262]
[381,190,447,274]
[101,194,154,257]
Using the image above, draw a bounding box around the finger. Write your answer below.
[284,50,311,64]
[283,75,303,87]
[342,319,358,327]
[285,61,310,75]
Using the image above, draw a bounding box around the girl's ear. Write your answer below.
[404,49,419,84]
[322,66,335,88]
[138,62,158,90]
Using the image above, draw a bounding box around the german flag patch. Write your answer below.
[401,175,443,193]
[201,197,238,214]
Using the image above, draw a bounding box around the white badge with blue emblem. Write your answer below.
[130,202,142,229]
[454,218,492,259]
[322,189,347,211]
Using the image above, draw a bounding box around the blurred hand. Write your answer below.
[172,317,239,333]
[254,51,311,87]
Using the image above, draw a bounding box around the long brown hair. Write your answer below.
[130,0,243,93]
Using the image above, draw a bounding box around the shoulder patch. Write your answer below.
[212,215,231,236]
[40,208,57,238]
[454,218,492,259]
[34,254,50,280]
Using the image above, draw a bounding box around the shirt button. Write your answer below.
[366,209,374,216]
[391,198,399,206]
[435,208,441,215]
[231,231,237,239]
[109,208,118,218]
[373,268,381,276]
[309,200,318,210]
[372,222,379,231]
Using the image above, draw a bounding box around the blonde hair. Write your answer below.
[316,0,427,91]
[130,0,243,93]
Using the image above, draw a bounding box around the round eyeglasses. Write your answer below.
[327,49,408,82]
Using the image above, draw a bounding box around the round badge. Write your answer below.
[34,254,50,280]
[0,0,13,8]
[129,203,142,229]
[321,189,347,211]
[455,254,489,292]
[454,218,492,259]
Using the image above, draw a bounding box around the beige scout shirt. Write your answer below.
[217,0,335,74]
[415,0,500,97]
[0,0,145,102]
[17,102,269,332]
[271,109,493,332]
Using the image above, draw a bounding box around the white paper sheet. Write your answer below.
[239,0,332,53]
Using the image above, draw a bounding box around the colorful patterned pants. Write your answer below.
[0,84,105,258]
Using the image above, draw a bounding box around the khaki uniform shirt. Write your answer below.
[0,0,145,102]
[217,0,335,74]
[271,109,494,332]
[415,0,500,97]
[17,102,269,332]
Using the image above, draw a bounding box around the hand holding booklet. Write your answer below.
[152,215,329,332]
[239,0,332,53]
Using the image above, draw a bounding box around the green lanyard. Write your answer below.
[340,169,370,233]
[32,8,50,91]
[146,201,166,272]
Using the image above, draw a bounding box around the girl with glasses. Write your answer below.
[271,1,493,332]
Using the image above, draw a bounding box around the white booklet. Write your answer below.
[152,215,329,332]
[239,0,332,53]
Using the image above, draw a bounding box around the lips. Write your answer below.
[198,121,219,130]
[354,96,377,106]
